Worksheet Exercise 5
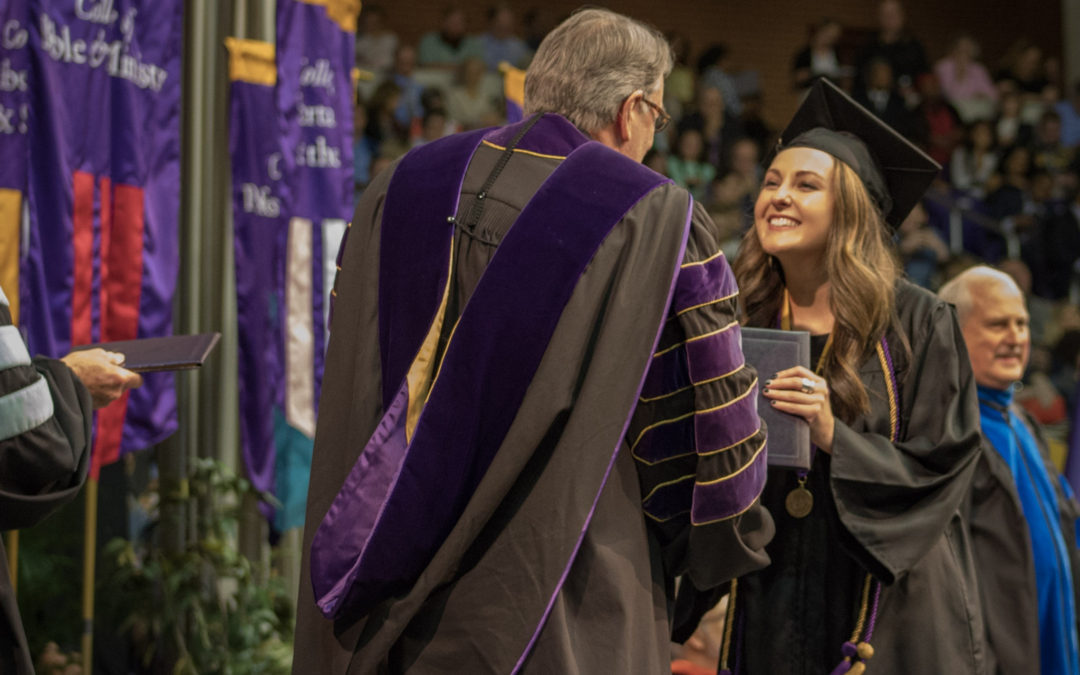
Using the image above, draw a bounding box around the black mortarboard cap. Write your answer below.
[770,78,941,228]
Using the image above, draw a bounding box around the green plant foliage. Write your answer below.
[97,458,293,674]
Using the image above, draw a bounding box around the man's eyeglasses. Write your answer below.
[639,96,671,133]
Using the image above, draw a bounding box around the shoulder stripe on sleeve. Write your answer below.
[0,377,55,442]
[671,253,738,315]
[691,437,767,524]
[0,325,31,371]
[654,320,739,357]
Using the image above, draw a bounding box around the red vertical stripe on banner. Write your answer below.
[98,176,112,323]
[71,171,95,346]
[91,182,146,478]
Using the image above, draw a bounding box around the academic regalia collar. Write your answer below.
[482,113,591,159]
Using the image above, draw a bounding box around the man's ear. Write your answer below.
[616,92,637,144]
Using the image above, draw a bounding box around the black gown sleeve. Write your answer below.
[0,303,92,531]
[828,295,981,583]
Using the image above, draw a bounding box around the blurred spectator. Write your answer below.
[418,6,484,70]
[1031,110,1078,197]
[996,40,1050,125]
[665,32,696,121]
[934,34,998,123]
[1024,177,1080,300]
[855,0,928,103]
[792,18,848,91]
[996,40,1049,99]
[897,201,949,288]
[480,4,531,71]
[706,137,759,252]
[738,91,774,160]
[353,92,373,189]
[390,44,425,134]
[855,58,914,137]
[667,127,715,203]
[446,57,502,130]
[354,5,398,77]
[1055,81,1080,148]
[679,85,743,174]
[412,108,452,147]
[365,80,408,160]
[913,72,964,166]
[643,148,669,177]
[995,88,1034,148]
[950,119,999,199]
[697,44,742,118]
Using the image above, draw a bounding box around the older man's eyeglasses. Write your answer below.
[640,97,671,133]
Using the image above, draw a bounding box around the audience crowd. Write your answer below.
[352,1,1080,471]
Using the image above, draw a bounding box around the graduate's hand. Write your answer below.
[60,348,143,409]
[762,365,835,453]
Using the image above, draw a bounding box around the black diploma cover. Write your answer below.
[742,327,811,470]
[74,333,221,373]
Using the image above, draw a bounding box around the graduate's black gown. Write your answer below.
[739,281,990,674]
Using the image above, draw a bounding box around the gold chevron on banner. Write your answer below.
[225,38,276,86]
[297,0,360,33]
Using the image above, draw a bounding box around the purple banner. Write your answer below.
[270,0,354,530]
[228,38,288,519]
[21,0,182,473]
[0,0,29,191]
[0,0,29,324]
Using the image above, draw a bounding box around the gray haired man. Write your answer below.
[292,9,771,673]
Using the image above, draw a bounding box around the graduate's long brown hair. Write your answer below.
[733,158,903,423]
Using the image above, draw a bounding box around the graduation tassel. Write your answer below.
[830,574,881,674]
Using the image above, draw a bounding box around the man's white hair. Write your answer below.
[523,8,672,134]
[938,265,1021,324]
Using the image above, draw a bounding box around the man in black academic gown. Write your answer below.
[293,8,773,674]
[0,286,142,675]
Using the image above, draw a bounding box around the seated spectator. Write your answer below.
[665,31,696,121]
[417,6,484,70]
[738,90,774,160]
[412,108,452,148]
[352,92,374,189]
[792,18,849,91]
[997,40,1052,127]
[354,5,398,76]
[913,72,964,166]
[1031,109,1078,197]
[445,57,501,130]
[390,44,425,134]
[1024,177,1080,300]
[897,201,949,288]
[854,0,928,104]
[697,43,742,118]
[996,87,1034,149]
[480,3,531,72]
[666,127,715,203]
[1055,81,1080,149]
[950,119,1000,199]
[365,80,408,160]
[854,58,915,137]
[934,34,998,123]
[679,85,743,174]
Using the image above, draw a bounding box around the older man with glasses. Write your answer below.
[292,8,772,674]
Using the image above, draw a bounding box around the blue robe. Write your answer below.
[979,384,1080,675]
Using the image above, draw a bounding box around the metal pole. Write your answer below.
[81,478,98,672]
[4,531,17,594]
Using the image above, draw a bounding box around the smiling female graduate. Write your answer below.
[726,79,988,674]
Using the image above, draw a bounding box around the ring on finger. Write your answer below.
[799,377,816,395]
